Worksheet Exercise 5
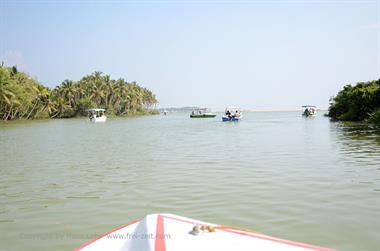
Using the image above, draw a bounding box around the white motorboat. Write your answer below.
[190,108,216,118]
[87,108,107,122]
[302,106,317,117]
[75,213,333,251]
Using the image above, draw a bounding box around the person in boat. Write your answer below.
[226,110,231,118]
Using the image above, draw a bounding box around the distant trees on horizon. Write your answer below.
[2,64,379,128]
[0,65,158,120]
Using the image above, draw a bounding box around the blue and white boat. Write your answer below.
[222,107,242,122]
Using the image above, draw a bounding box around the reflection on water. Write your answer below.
[0,113,379,251]
[331,121,380,169]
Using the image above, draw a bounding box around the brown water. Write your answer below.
[0,112,379,251]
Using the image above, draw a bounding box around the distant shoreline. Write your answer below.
[160,107,328,113]
[220,108,328,112]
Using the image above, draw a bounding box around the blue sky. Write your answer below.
[1,0,379,110]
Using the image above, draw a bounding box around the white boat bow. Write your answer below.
[75,213,334,251]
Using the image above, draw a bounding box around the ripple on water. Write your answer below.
[0,113,379,251]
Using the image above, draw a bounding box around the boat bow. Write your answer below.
[75,213,334,251]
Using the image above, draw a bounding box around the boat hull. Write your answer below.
[302,112,316,117]
[75,213,334,251]
[90,116,107,122]
[302,114,316,117]
[222,116,242,122]
[190,114,216,118]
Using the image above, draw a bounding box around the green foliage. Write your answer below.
[0,65,51,120]
[328,80,380,124]
[0,66,159,120]
[368,108,380,128]
[75,97,96,116]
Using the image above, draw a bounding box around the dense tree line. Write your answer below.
[328,79,380,127]
[0,65,158,120]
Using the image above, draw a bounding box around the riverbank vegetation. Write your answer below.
[0,65,158,120]
[328,79,380,128]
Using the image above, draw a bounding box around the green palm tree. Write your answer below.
[42,97,56,116]
[74,83,86,101]
[103,75,115,107]
[25,85,50,119]
[90,87,105,107]
[1,67,159,120]
[61,79,76,107]
[0,85,15,107]
[51,98,71,118]
[3,95,20,120]
[0,67,16,108]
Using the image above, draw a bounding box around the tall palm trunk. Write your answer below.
[5,103,13,120]
[26,101,39,119]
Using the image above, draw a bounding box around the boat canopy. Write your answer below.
[192,108,211,112]
[87,108,105,112]
[225,107,241,112]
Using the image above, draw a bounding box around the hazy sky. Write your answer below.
[1,0,379,110]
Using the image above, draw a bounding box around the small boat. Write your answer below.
[87,108,107,122]
[302,105,317,117]
[222,107,242,122]
[75,213,334,251]
[190,108,216,118]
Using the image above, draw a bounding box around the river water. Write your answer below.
[0,112,379,251]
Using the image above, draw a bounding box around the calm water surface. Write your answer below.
[0,112,379,251]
